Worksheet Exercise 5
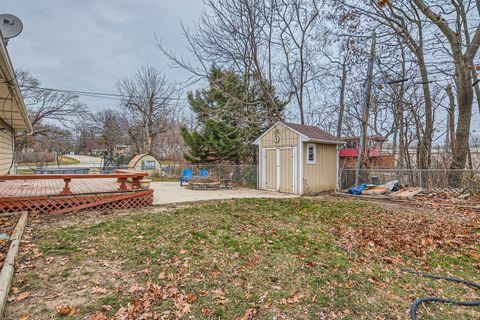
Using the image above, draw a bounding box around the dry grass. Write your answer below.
[4,198,480,319]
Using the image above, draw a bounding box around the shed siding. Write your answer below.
[260,123,300,148]
[0,127,14,175]
[259,123,302,192]
[303,143,337,193]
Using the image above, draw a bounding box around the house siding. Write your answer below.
[0,126,14,175]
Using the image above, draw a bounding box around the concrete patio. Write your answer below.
[151,182,298,205]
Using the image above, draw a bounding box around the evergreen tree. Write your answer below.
[182,68,285,164]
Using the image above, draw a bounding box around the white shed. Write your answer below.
[254,121,344,195]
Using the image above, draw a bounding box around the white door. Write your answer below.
[262,147,297,193]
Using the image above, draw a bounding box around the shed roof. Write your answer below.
[0,32,32,133]
[254,121,344,145]
[282,122,343,143]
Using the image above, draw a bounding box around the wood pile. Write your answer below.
[391,187,424,200]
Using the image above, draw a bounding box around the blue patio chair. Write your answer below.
[199,168,209,178]
[180,168,194,186]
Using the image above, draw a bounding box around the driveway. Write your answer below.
[67,155,103,167]
[16,155,103,171]
[151,182,298,205]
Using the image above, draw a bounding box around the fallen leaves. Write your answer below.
[334,204,480,259]
[240,306,259,320]
[212,288,229,305]
[281,292,303,305]
[91,286,108,294]
[201,306,213,316]
[16,291,31,301]
[56,305,75,316]
[93,282,197,320]
[89,311,108,320]
[185,292,197,304]
[6,198,480,320]
[0,215,18,269]
[102,305,113,312]
[127,284,142,294]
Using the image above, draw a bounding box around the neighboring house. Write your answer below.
[339,135,395,169]
[0,33,32,175]
[114,144,135,156]
[254,121,344,195]
[91,149,108,156]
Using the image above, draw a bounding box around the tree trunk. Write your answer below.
[417,59,434,169]
[336,62,348,138]
[472,68,480,125]
[446,84,456,154]
[397,90,405,168]
[451,63,474,170]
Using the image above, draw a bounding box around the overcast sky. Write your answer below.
[3,0,204,111]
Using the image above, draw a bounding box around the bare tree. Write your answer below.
[410,0,480,172]
[14,70,87,151]
[89,109,126,153]
[117,66,177,155]
[157,0,294,122]
[275,0,321,124]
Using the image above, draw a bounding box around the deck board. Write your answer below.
[0,178,123,198]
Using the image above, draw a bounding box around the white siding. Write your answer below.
[0,127,14,175]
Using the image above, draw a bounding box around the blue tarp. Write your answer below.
[348,183,368,195]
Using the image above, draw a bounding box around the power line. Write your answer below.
[17,84,190,102]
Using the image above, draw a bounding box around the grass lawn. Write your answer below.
[17,155,81,168]
[6,198,479,319]
[58,155,82,165]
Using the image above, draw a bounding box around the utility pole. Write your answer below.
[355,31,376,186]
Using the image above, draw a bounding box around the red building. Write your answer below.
[339,136,395,168]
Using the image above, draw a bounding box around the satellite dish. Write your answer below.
[0,14,23,40]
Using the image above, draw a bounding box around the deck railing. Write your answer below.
[0,170,148,196]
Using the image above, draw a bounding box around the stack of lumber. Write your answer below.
[391,187,424,200]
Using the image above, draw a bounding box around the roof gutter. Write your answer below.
[0,32,33,134]
[305,138,345,145]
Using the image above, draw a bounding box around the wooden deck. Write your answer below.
[0,178,123,198]
[0,172,153,215]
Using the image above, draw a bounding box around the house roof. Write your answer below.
[281,122,344,144]
[343,135,387,142]
[0,32,32,133]
[254,121,344,145]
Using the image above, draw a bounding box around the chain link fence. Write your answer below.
[157,164,258,189]
[340,169,480,191]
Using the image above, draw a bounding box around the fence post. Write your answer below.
[419,170,423,188]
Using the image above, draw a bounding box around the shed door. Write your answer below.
[279,148,295,193]
[264,149,278,190]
